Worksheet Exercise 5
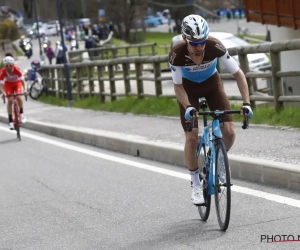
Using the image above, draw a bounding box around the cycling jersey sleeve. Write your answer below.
[219,51,240,74]
[169,64,183,84]
[0,70,4,85]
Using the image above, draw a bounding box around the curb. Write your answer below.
[1,116,299,191]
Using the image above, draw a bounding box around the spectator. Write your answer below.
[55,41,67,65]
[46,41,55,65]
[238,9,243,19]
[226,8,231,21]
[231,9,236,19]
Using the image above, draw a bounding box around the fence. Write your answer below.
[40,39,300,110]
[68,42,157,63]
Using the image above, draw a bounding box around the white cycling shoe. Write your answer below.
[21,114,27,123]
[9,122,14,130]
[191,184,205,205]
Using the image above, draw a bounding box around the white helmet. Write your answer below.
[3,56,14,66]
[181,14,209,40]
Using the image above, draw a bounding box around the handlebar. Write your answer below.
[3,93,28,104]
[187,108,249,131]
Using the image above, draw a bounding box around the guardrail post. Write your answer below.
[270,44,284,110]
[135,62,144,98]
[44,68,50,95]
[138,46,142,56]
[49,68,55,96]
[97,66,105,103]
[58,67,64,98]
[54,68,59,97]
[88,65,95,97]
[238,47,256,109]
[152,43,156,55]
[153,62,162,97]
[112,48,117,59]
[122,63,131,95]
[76,66,82,99]
[108,64,116,101]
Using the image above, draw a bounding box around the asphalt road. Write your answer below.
[0,125,300,249]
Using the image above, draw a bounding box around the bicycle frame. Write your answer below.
[4,92,27,140]
[193,102,248,196]
[198,118,223,195]
[13,96,21,129]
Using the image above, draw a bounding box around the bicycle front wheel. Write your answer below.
[14,106,21,141]
[197,144,211,221]
[214,139,231,231]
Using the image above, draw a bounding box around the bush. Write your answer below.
[0,20,19,41]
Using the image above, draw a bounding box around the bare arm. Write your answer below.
[21,79,26,93]
[233,69,250,104]
[174,84,191,109]
[0,84,3,94]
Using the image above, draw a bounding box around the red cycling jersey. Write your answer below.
[0,66,24,95]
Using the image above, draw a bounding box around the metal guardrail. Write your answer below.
[40,39,300,110]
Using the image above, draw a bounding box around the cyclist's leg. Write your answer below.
[4,83,13,123]
[179,94,200,172]
[15,82,24,111]
[220,122,235,151]
[205,73,235,151]
[179,76,217,172]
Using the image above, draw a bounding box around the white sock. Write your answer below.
[190,169,201,187]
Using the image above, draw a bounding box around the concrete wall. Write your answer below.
[269,26,300,99]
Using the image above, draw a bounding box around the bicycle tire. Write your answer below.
[29,80,43,100]
[197,144,211,221]
[14,105,21,141]
[214,139,231,231]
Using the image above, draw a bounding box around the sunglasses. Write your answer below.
[5,64,13,68]
[187,39,206,47]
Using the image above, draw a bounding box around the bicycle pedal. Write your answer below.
[195,202,207,207]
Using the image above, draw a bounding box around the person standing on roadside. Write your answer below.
[46,41,55,65]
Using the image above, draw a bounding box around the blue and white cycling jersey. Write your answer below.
[169,36,240,84]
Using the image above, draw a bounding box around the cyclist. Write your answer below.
[168,14,253,205]
[0,56,27,130]
[26,60,42,86]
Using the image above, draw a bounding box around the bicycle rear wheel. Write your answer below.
[214,139,231,231]
[14,106,21,141]
[197,144,211,221]
[29,80,43,100]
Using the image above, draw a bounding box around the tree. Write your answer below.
[103,0,148,42]
[148,0,193,34]
[23,0,33,18]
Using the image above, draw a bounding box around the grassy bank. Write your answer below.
[38,95,300,129]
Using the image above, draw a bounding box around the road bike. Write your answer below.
[24,69,47,100]
[3,92,27,141]
[188,99,249,231]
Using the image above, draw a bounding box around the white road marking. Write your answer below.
[1,126,300,208]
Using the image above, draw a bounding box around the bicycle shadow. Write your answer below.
[119,219,226,250]
[0,138,19,145]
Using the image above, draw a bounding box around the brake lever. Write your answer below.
[186,110,197,132]
[242,107,249,129]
